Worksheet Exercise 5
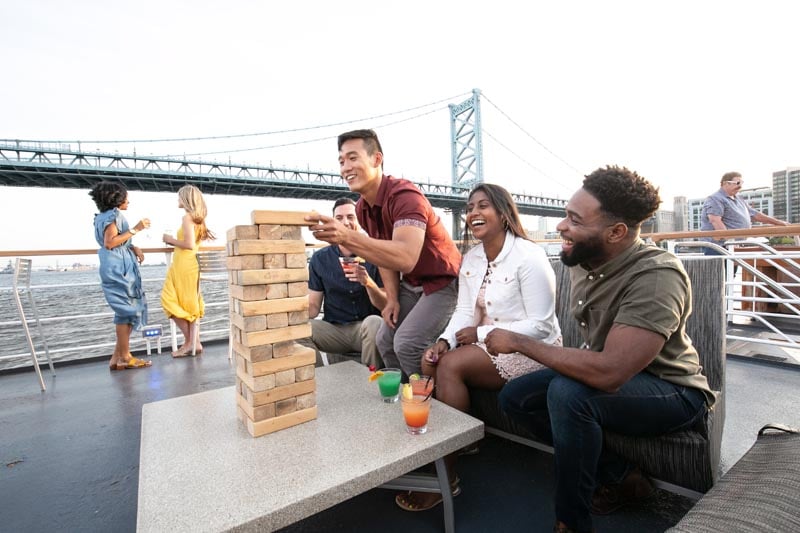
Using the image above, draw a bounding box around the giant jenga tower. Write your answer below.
[228,210,317,437]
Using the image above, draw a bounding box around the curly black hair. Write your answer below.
[89,181,128,212]
[582,165,661,228]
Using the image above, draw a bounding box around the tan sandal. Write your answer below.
[395,478,461,512]
[112,356,152,370]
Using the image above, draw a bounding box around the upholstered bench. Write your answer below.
[668,423,800,532]
[469,257,727,497]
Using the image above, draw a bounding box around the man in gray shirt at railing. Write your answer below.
[700,171,790,255]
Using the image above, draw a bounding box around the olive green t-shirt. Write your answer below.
[570,239,715,407]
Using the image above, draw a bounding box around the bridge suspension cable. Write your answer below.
[481,93,582,175]
[2,92,470,146]
[157,105,447,159]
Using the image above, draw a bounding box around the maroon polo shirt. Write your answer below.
[356,175,461,295]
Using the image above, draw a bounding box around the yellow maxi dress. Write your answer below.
[160,226,204,323]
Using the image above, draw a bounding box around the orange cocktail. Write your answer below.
[401,386,431,435]
[409,374,434,396]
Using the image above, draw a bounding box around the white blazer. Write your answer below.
[440,232,561,348]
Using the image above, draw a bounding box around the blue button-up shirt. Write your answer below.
[308,245,383,324]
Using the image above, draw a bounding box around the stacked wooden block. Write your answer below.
[228,210,317,437]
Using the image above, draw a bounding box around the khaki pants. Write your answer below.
[310,316,384,369]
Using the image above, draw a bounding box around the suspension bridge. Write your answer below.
[0,90,574,224]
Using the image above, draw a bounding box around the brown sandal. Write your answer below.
[395,478,461,512]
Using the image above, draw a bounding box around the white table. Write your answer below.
[137,361,484,532]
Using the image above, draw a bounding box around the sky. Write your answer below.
[2,1,799,265]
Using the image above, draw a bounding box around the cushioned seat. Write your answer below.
[469,257,726,495]
[668,424,800,532]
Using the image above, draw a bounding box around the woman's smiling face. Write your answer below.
[466,190,502,242]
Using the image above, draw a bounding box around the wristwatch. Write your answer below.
[129,228,138,235]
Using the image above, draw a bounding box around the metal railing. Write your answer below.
[0,247,229,370]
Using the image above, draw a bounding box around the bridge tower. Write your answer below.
[449,88,485,238]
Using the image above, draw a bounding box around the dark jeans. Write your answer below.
[498,369,707,532]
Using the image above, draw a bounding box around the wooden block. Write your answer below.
[232,340,273,363]
[240,398,276,422]
[275,369,296,387]
[252,210,316,226]
[226,241,235,256]
[281,226,302,240]
[235,240,306,255]
[227,255,264,270]
[231,312,267,332]
[258,225,283,240]
[238,400,317,437]
[239,296,308,317]
[236,367,276,392]
[245,323,312,347]
[263,253,287,269]
[230,324,242,345]
[238,268,309,286]
[229,284,267,301]
[288,310,309,325]
[227,225,259,241]
[273,341,301,358]
[265,283,289,300]
[296,392,316,410]
[295,364,315,382]
[238,378,316,407]
[288,281,308,297]
[267,313,289,329]
[286,253,307,268]
[275,397,297,416]
[248,345,316,376]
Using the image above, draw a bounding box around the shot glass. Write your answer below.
[376,367,402,403]
[401,392,432,435]
[409,374,435,397]
[338,256,358,278]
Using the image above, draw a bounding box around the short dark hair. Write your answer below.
[332,197,357,214]
[337,129,384,163]
[89,181,128,212]
[582,165,661,228]
[721,171,741,184]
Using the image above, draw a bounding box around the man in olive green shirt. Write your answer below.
[488,166,713,533]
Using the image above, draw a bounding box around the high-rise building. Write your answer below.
[674,196,688,232]
[686,187,774,231]
[772,168,800,224]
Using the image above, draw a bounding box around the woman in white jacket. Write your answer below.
[396,183,561,512]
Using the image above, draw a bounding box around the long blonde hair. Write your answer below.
[178,185,215,242]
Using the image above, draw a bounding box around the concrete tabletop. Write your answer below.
[137,361,484,532]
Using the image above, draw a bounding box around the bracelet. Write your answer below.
[129,228,138,235]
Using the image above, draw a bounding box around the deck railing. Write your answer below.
[2,224,800,369]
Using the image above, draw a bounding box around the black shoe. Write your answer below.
[591,466,655,515]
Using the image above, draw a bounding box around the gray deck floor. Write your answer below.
[2,343,799,532]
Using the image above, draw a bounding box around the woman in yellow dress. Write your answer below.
[161,185,215,357]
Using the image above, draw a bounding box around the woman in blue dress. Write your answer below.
[89,181,152,370]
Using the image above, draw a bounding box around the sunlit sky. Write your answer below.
[2,1,799,265]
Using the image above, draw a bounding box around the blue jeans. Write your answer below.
[498,369,707,532]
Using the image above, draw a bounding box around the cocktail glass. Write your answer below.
[401,393,432,434]
[338,256,357,272]
[410,374,434,396]
[376,368,402,403]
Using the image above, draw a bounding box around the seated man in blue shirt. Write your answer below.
[308,198,387,368]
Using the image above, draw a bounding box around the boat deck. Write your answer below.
[2,342,800,532]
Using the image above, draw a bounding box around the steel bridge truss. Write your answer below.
[0,143,566,217]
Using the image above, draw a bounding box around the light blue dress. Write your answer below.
[93,208,148,329]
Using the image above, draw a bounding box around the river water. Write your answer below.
[0,265,228,371]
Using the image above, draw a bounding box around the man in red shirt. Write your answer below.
[307,129,460,376]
